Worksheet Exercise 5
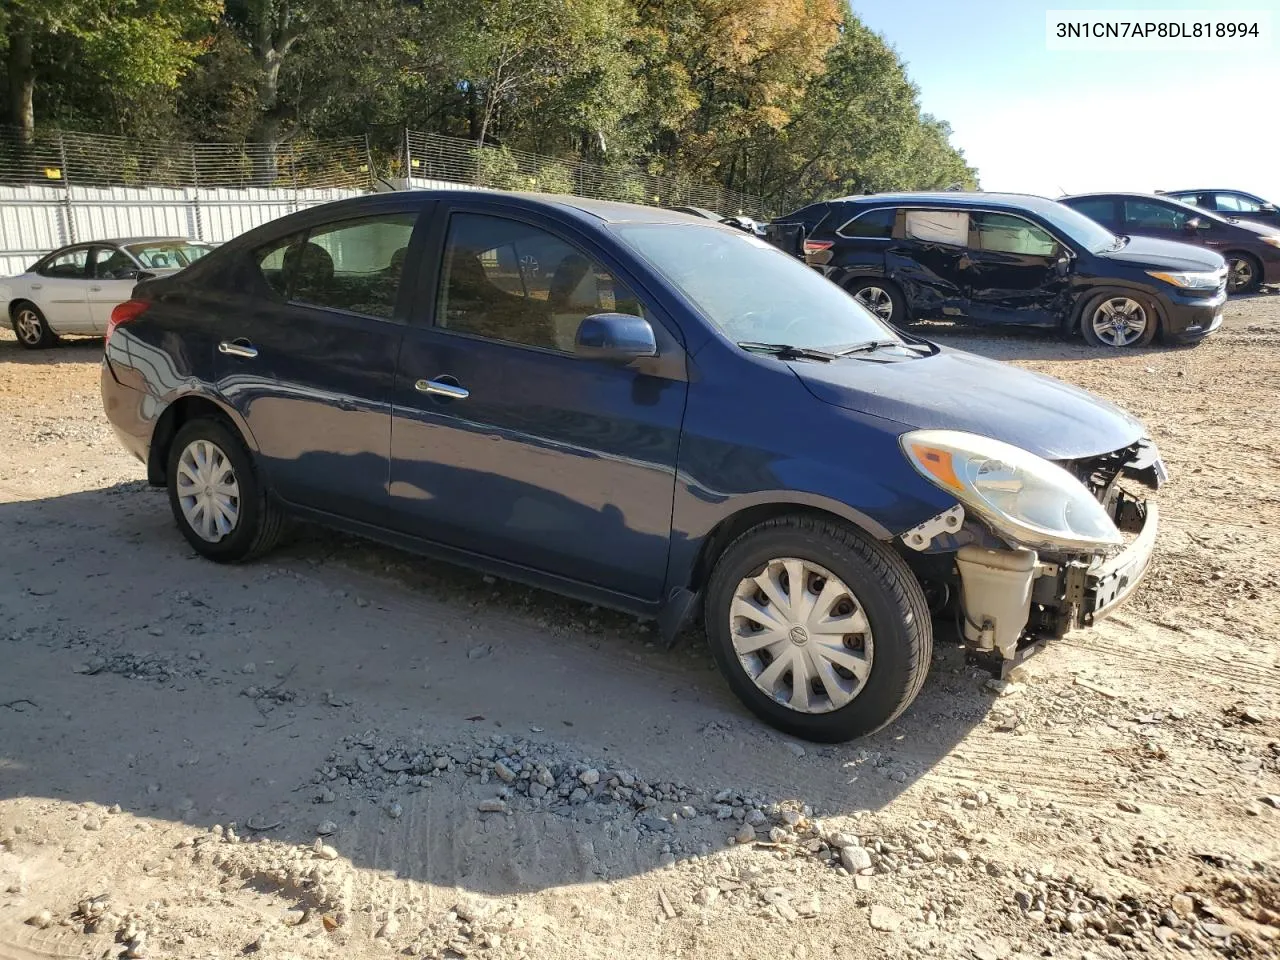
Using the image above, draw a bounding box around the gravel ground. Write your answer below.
[1,296,1278,960]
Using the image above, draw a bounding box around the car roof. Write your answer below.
[837,192,1071,217]
[420,189,710,225]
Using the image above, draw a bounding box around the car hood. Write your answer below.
[1232,218,1280,238]
[792,346,1145,460]
[1097,234,1223,271]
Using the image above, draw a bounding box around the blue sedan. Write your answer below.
[101,190,1163,741]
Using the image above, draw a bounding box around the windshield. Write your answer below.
[613,223,899,351]
[125,241,213,269]
[1038,201,1121,253]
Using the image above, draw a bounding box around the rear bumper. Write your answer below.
[101,359,150,467]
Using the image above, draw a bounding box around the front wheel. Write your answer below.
[166,418,284,562]
[1226,253,1262,294]
[703,515,932,742]
[1079,291,1158,348]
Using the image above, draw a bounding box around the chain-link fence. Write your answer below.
[402,130,767,218]
[0,126,374,190]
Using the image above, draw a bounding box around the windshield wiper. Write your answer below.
[737,341,837,362]
[832,339,905,356]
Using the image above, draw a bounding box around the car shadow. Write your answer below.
[0,477,1001,897]
[0,332,103,364]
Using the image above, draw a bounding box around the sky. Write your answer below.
[852,0,1280,200]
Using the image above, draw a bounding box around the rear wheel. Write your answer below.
[1226,253,1262,294]
[1079,291,1157,348]
[11,302,55,349]
[166,418,284,562]
[846,279,907,326]
[704,515,931,742]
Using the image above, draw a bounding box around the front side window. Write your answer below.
[904,210,969,246]
[1214,193,1261,213]
[254,214,416,318]
[615,222,900,351]
[1124,199,1193,230]
[93,248,136,279]
[40,248,89,278]
[971,213,1059,256]
[125,241,213,269]
[438,213,641,353]
[840,207,895,239]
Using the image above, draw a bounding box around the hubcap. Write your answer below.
[1090,297,1147,347]
[14,308,43,344]
[854,286,894,321]
[730,557,874,714]
[1228,257,1254,292]
[176,439,240,542]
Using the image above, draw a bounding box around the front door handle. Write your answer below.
[89,285,102,292]
[30,283,42,290]
[218,339,259,359]
[415,378,468,400]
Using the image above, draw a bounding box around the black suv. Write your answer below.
[1065,192,1280,294]
[774,193,1226,348]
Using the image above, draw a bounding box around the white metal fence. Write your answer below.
[0,183,364,276]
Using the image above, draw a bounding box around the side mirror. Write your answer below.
[1261,203,1278,213]
[575,313,657,362]
[1054,253,1072,276]
[1183,217,1202,233]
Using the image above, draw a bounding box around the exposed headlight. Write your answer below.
[900,429,1123,552]
[1146,269,1222,289]
[1261,236,1280,249]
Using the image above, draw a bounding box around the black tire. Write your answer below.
[1225,252,1262,294]
[1078,290,1158,348]
[166,417,284,563]
[703,514,932,742]
[10,301,56,349]
[845,278,908,327]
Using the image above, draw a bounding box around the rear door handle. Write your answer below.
[415,378,468,400]
[30,283,41,290]
[89,285,102,292]
[218,339,258,359]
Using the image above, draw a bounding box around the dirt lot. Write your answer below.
[1,298,1278,960]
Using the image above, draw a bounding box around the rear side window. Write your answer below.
[1067,197,1116,224]
[971,213,1058,256]
[39,248,90,278]
[839,207,895,239]
[904,210,969,246]
[254,213,416,318]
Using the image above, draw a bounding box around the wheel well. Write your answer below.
[8,298,35,319]
[147,396,237,485]
[1224,249,1261,267]
[689,504,884,595]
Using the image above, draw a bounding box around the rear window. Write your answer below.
[777,202,830,232]
[839,207,895,239]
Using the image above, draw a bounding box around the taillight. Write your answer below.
[106,299,149,346]
[803,240,834,254]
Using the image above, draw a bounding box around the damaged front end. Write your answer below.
[898,437,1164,670]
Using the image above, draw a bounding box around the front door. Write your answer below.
[887,209,970,319]
[212,207,423,523]
[32,246,94,332]
[1121,197,1200,245]
[389,207,688,602]
[962,212,1069,327]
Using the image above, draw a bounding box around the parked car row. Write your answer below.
[95,189,1165,741]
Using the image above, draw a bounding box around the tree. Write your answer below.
[1,0,217,142]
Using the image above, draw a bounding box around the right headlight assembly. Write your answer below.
[900,429,1123,553]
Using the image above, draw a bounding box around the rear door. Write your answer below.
[887,209,970,318]
[87,246,140,331]
[212,204,425,523]
[1064,196,1121,232]
[388,203,688,601]
[961,212,1069,327]
[30,246,94,332]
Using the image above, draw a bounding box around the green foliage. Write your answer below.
[5,0,977,210]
